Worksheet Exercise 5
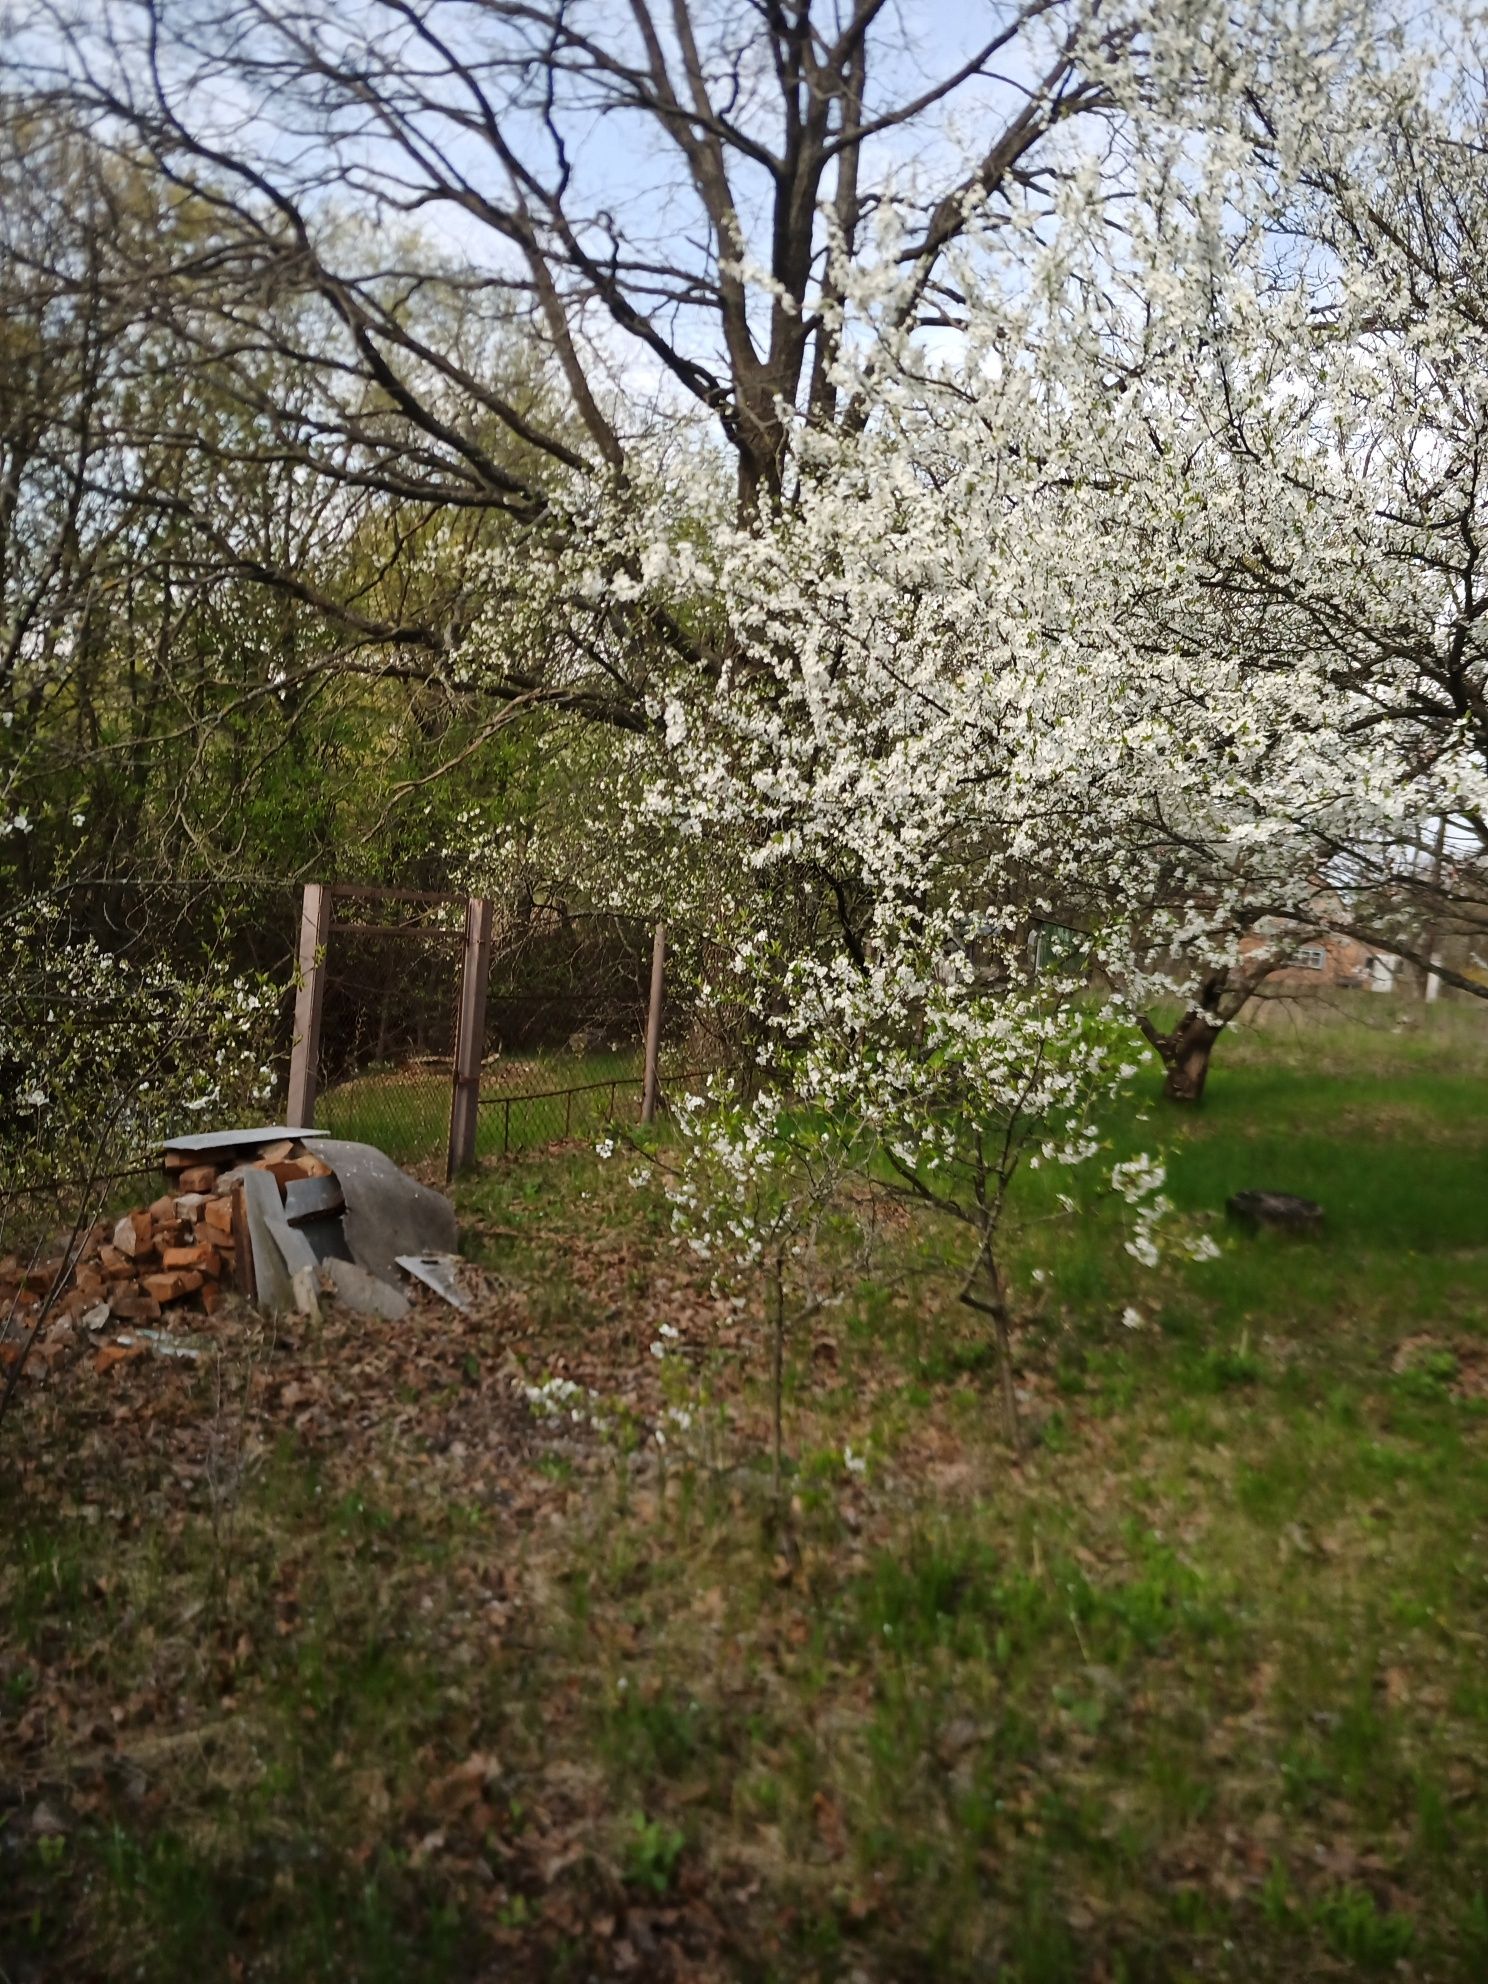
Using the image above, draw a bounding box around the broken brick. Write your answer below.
[161,1244,221,1276]
[202,1198,236,1239]
[142,1270,205,1304]
[109,1290,163,1323]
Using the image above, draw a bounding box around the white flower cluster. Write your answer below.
[521,1374,601,1426]
[454,1,1487,1323]
[1,903,278,1191]
[1110,1156,1169,1269]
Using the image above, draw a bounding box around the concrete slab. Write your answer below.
[312,1140,457,1287]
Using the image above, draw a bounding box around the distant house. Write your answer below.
[1240,913,1399,995]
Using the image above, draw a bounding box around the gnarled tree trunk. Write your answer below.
[1157,1008,1224,1102]
[1140,959,1277,1105]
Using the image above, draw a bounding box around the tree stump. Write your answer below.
[1225,1190,1324,1235]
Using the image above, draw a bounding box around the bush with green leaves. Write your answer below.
[1,902,277,1192]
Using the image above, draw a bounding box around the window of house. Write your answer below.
[1294,945,1327,970]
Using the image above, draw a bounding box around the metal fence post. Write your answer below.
[447,896,493,1180]
[641,920,667,1124]
[287,882,331,1128]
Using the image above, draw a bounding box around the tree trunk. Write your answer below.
[769,1252,785,1503]
[958,1253,1020,1452]
[1140,958,1278,1106]
[1160,1011,1222,1103]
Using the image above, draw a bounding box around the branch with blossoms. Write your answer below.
[1,901,279,1198]
[605,1081,877,1502]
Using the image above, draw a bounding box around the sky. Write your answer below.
[7,0,1069,392]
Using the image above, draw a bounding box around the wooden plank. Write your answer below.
[447,897,494,1180]
[287,884,332,1128]
[641,920,667,1124]
[327,921,462,940]
[327,884,466,906]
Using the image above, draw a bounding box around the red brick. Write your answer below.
[110,1290,163,1322]
[162,1243,221,1276]
[142,1270,204,1303]
[202,1197,236,1238]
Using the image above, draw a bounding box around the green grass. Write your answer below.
[5,998,1488,1979]
[318,1047,649,1165]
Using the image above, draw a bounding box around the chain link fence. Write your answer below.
[473,909,733,1157]
[6,880,743,1216]
[305,895,737,1170]
[311,889,465,1169]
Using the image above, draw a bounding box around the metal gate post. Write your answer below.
[640,920,667,1124]
[448,896,493,1179]
[287,882,331,1127]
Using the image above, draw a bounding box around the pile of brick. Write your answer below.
[1,1136,333,1339]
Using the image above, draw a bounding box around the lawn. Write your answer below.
[3,1000,1487,1980]
[318,1048,691,1168]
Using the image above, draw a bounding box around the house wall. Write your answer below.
[1239,928,1391,993]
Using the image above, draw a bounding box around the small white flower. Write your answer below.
[1121,1306,1145,1330]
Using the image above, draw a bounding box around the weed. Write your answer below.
[620,1811,685,1896]
[1314,1885,1415,1969]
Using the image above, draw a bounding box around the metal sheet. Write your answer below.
[395,1252,471,1313]
[284,1175,346,1226]
[165,1124,329,1156]
[312,1140,457,1286]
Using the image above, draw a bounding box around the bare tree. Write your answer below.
[7,1,1128,724]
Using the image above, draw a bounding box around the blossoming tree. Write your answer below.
[532,4,1485,1440]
